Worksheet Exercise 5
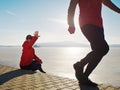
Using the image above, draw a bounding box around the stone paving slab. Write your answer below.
[0,64,120,90]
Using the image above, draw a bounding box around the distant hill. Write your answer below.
[34,41,89,47]
[110,44,120,47]
[0,42,120,48]
[34,42,120,48]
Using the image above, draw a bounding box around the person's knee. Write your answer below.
[105,44,109,54]
[31,61,41,71]
[98,44,109,56]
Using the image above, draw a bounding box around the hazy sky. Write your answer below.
[0,0,120,45]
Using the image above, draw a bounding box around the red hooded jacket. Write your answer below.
[20,36,42,66]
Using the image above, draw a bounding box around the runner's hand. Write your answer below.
[68,26,75,34]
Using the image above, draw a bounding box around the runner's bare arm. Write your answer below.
[67,0,79,27]
[103,0,120,14]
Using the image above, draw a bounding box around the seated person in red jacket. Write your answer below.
[20,31,46,73]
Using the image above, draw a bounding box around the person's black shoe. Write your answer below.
[73,62,98,87]
[73,62,84,81]
[39,68,46,73]
[79,77,98,87]
[41,71,46,73]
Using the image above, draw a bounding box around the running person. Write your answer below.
[67,0,120,86]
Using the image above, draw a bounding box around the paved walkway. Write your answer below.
[0,64,120,90]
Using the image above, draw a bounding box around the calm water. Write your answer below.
[0,46,120,86]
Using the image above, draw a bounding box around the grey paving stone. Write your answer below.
[0,64,119,90]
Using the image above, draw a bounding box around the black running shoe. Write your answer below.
[79,77,98,87]
[73,62,98,87]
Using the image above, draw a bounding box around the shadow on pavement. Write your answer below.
[79,84,99,90]
[0,69,35,85]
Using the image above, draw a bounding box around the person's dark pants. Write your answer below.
[20,61,41,71]
[80,24,109,77]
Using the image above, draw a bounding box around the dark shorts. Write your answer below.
[20,61,41,71]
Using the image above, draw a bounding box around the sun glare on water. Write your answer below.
[65,47,87,55]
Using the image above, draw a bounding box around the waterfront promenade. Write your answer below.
[0,64,120,90]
